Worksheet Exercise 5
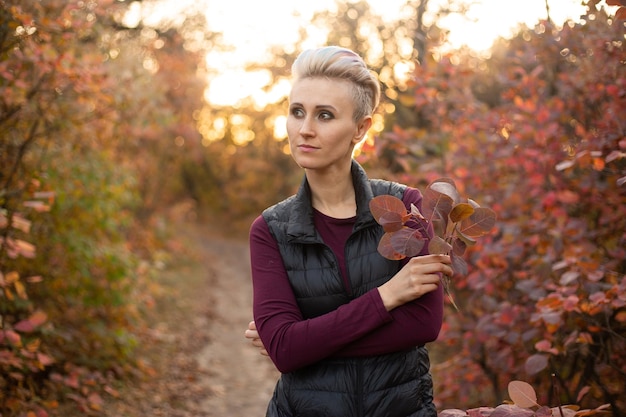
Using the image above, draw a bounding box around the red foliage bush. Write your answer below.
[362,4,625,414]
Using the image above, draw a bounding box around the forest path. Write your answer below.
[94,220,279,417]
[193,226,279,416]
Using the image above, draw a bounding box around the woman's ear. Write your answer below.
[353,116,372,144]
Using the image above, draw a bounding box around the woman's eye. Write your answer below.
[319,111,333,120]
[291,108,304,118]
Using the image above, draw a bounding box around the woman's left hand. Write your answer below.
[244,320,269,356]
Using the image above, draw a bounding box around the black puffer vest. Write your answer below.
[261,161,436,417]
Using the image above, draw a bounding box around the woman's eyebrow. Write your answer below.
[289,102,337,111]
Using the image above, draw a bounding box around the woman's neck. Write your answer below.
[306,168,356,219]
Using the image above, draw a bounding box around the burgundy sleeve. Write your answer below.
[334,187,444,356]
[250,215,393,373]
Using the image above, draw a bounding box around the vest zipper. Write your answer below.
[324,243,353,298]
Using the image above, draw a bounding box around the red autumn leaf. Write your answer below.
[556,190,580,204]
[88,392,104,410]
[2,329,22,347]
[14,310,48,333]
[379,211,405,233]
[452,237,467,256]
[422,186,454,222]
[467,407,495,417]
[451,252,468,276]
[377,233,405,260]
[369,195,407,223]
[459,208,496,238]
[389,227,426,257]
[37,352,55,367]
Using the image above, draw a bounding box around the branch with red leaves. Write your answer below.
[369,178,496,310]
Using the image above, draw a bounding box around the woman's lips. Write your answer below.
[298,144,318,152]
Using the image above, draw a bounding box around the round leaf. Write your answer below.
[524,354,549,375]
[379,211,404,232]
[460,207,496,238]
[429,179,460,204]
[508,380,539,408]
[428,235,452,255]
[377,233,406,260]
[369,195,407,224]
[390,227,426,257]
[450,203,475,223]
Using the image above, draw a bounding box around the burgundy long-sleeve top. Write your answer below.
[250,187,443,374]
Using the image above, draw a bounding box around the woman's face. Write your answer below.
[287,77,371,172]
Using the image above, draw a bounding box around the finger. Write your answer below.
[409,254,451,265]
[419,273,443,285]
[244,329,260,339]
[247,320,257,330]
[409,262,452,277]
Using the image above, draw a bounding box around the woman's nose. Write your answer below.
[299,116,314,136]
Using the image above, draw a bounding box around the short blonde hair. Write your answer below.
[291,46,381,122]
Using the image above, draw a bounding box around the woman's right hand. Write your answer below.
[377,254,452,311]
[245,320,269,356]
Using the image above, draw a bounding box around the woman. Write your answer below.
[246,46,452,417]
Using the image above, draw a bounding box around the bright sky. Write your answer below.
[128,0,589,106]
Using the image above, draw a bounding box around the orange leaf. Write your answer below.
[14,239,36,258]
[615,311,626,323]
[450,203,474,223]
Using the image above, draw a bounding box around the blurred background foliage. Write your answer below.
[0,0,624,415]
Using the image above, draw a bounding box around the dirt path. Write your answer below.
[194,231,280,416]
[92,222,280,417]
